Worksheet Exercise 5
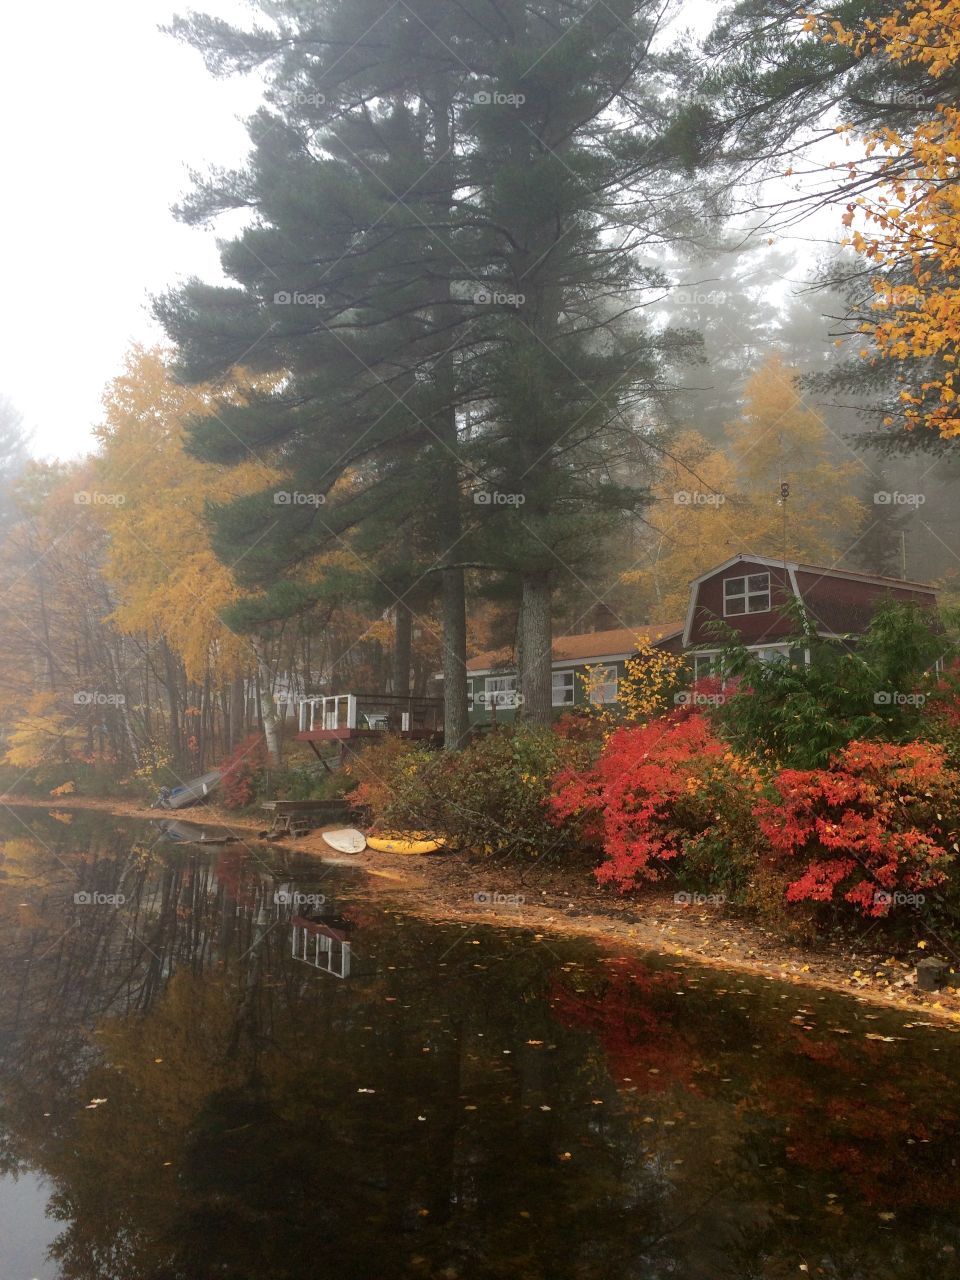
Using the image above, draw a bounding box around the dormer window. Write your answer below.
[723,573,771,616]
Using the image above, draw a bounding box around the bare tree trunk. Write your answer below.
[253,640,282,765]
[229,676,246,748]
[161,639,183,765]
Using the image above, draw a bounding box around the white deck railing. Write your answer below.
[299,694,357,733]
[291,921,351,979]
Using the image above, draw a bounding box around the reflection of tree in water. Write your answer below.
[2,812,960,1279]
[550,952,960,1276]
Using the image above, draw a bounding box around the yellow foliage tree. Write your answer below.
[816,0,960,438]
[626,357,864,617]
[93,347,277,688]
[725,354,863,561]
[2,691,85,769]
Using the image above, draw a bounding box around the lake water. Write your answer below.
[0,806,959,1279]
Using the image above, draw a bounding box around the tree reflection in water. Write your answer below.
[0,808,959,1279]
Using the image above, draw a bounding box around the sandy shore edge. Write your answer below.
[4,791,959,1028]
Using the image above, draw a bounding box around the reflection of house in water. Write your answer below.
[291,915,353,979]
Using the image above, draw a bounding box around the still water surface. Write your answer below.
[0,807,959,1279]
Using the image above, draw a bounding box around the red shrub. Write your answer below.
[219,733,266,810]
[550,714,762,892]
[756,740,960,918]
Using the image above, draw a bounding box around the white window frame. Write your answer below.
[753,645,789,666]
[552,669,576,707]
[692,652,716,681]
[588,665,618,706]
[483,674,518,709]
[723,572,772,617]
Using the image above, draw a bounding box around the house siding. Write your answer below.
[793,569,936,635]
[467,658,629,726]
[687,562,796,649]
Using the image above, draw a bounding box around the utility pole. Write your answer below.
[779,478,791,564]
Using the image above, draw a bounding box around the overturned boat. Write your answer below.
[153,769,223,811]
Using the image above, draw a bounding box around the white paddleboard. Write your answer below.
[322,828,367,854]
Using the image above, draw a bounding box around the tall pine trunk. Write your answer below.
[433,76,469,752]
[441,564,469,749]
[518,571,553,728]
[393,601,412,697]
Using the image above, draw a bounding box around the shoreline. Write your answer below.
[4,791,960,1027]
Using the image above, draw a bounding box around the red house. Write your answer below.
[682,554,938,676]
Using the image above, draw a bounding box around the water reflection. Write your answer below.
[1,806,959,1279]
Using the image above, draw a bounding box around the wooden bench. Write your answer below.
[259,798,354,840]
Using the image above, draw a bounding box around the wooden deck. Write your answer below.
[296,693,444,744]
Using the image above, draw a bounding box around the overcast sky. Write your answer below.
[0,0,259,458]
[1,0,834,461]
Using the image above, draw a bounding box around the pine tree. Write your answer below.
[156,0,700,735]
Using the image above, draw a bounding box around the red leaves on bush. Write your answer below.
[756,740,959,917]
[550,714,754,890]
[219,733,266,810]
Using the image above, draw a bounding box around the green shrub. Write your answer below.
[350,727,596,861]
[710,599,952,768]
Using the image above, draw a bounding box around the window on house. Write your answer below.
[552,670,576,706]
[588,665,618,705]
[484,674,518,709]
[723,572,771,616]
[755,646,788,665]
[692,653,715,681]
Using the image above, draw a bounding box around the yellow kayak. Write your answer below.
[366,831,447,855]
